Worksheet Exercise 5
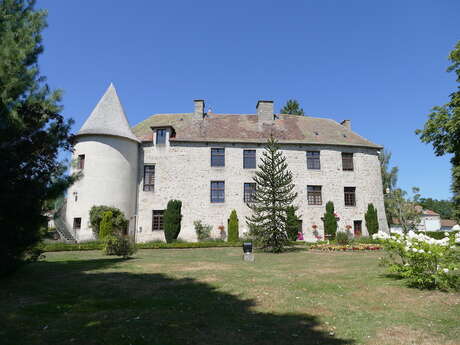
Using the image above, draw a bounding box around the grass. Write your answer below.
[1,248,459,345]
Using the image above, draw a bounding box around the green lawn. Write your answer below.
[1,248,459,345]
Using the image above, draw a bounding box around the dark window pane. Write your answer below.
[77,154,85,170]
[307,185,322,205]
[73,217,81,230]
[306,151,320,170]
[143,165,155,191]
[342,153,354,171]
[344,187,356,206]
[211,148,225,167]
[211,181,225,202]
[152,210,164,231]
[244,183,256,202]
[243,150,256,169]
[156,129,166,145]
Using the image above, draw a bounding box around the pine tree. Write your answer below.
[0,0,75,275]
[286,206,300,241]
[246,136,298,252]
[364,203,379,236]
[323,201,338,240]
[227,210,239,242]
[163,200,182,243]
[280,99,304,115]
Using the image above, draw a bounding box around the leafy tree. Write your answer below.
[280,99,304,115]
[99,211,114,240]
[418,198,454,219]
[323,201,338,240]
[89,205,128,237]
[364,203,379,236]
[416,41,460,221]
[387,188,421,234]
[227,210,239,242]
[379,149,399,225]
[246,136,298,253]
[164,200,182,243]
[0,0,75,275]
[286,206,300,241]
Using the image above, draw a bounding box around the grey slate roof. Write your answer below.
[132,113,382,149]
[77,84,140,143]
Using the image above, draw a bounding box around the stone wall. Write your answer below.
[135,135,388,243]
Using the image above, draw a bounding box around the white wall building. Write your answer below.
[390,207,459,233]
[64,84,389,242]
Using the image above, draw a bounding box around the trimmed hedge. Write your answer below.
[414,230,458,240]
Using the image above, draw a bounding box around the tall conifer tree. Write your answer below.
[280,99,304,115]
[0,0,75,274]
[246,136,298,252]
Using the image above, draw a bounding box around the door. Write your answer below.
[353,220,362,238]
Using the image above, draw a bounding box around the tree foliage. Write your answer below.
[364,203,379,236]
[387,188,421,234]
[416,41,460,221]
[280,99,304,115]
[379,149,399,225]
[323,201,338,240]
[227,210,239,242]
[89,205,128,238]
[246,136,298,253]
[286,206,300,241]
[99,211,114,240]
[0,0,75,275]
[418,198,454,219]
[164,200,182,243]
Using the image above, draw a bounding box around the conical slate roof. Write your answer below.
[77,83,140,143]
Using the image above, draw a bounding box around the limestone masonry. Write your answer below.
[65,84,389,242]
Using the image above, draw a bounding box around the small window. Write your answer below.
[243,150,256,169]
[73,217,81,230]
[156,129,166,145]
[307,185,322,205]
[344,187,356,206]
[143,165,155,191]
[342,152,354,171]
[244,183,256,202]
[77,154,85,170]
[306,151,320,170]
[211,148,225,167]
[152,210,164,231]
[211,181,225,203]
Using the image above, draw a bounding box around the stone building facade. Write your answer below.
[65,84,389,243]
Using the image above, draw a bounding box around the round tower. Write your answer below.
[65,84,140,242]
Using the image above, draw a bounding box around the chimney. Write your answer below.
[256,100,274,122]
[340,119,351,130]
[194,99,205,118]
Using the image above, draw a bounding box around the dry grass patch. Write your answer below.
[367,326,459,345]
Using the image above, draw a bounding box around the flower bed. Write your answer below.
[309,243,383,251]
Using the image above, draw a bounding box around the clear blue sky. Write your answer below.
[38,0,459,200]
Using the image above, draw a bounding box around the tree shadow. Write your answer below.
[1,257,355,345]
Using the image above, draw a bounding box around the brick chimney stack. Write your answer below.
[194,100,205,118]
[256,100,274,122]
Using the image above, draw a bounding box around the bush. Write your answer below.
[335,231,351,245]
[89,205,128,237]
[194,220,212,241]
[374,231,460,290]
[228,210,239,242]
[99,211,114,240]
[286,206,300,241]
[103,236,137,258]
[164,200,182,243]
[365,203,379,236]
[323,201,338,240]
[414,230,459,240]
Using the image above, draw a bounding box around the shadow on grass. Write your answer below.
[1,257,354,345]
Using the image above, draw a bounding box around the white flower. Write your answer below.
[445,232,449,237]
[443,268,449,273]
[418,249,425,253]
[411,248,418,253]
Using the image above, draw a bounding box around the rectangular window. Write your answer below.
[307,185,322,205]
[306,151,320,170]
[156,129,166,145]
[243,150,256,169]
[244,183,256,202]
[342,152,354,171]
[211,181,225,203]
[344,187,356,206]
[143,165,155,191]
[152,210,164,231]
[77,154,85,170]
[211,148,225,167]
[73,217,81,230]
